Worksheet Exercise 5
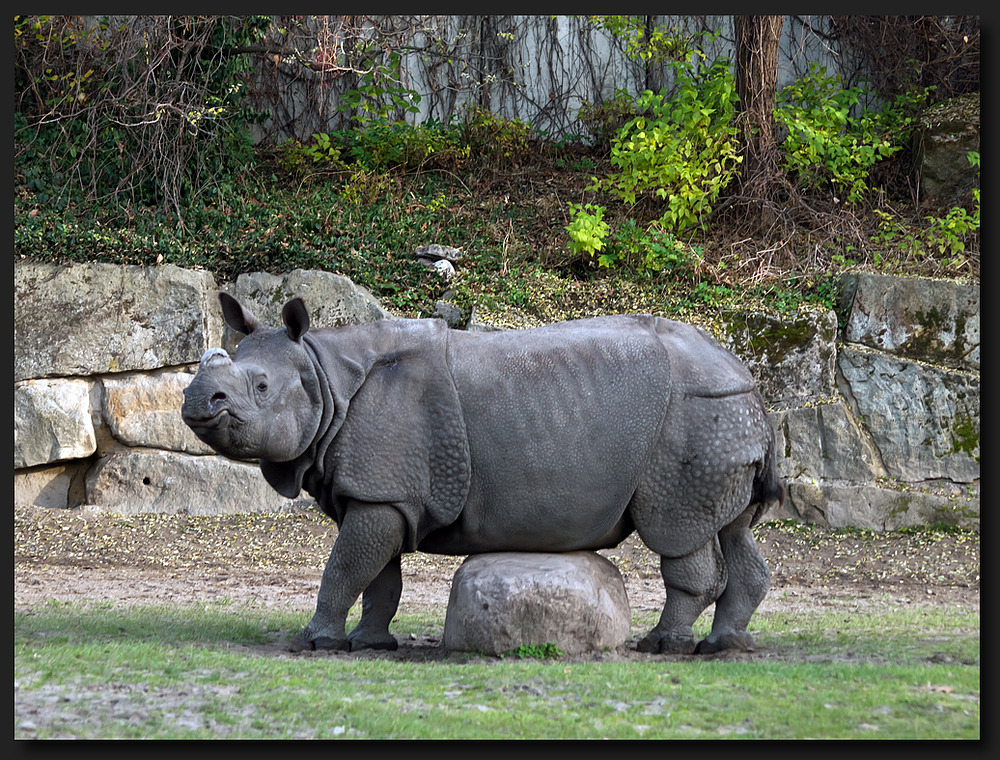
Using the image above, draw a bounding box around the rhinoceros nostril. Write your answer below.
[211,392,227,403]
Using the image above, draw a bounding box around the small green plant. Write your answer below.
[642,228,699,274]
[925,205,978,257]
[922,151,980,261]
[277,132,348,177]
[589,218,698,273]
[566,203,610,258]
[776,63,902,203]
[301,132,343,167]
[555,154,597,173]
[460,105,534,165]
[501,642,564,659]
[870,208,921,256]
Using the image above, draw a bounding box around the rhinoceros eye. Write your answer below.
[257,381,268,393]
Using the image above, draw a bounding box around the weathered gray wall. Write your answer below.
[14,261,979,530]
[249,15,841,143]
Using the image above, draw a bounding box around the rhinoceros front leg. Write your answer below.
[348,554,402,651]
[695,506,770,654]
[289,504,406,652]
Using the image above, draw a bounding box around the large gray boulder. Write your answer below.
[224,269,393,352]
[443,552,631,656]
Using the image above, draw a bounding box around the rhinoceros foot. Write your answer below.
[694,631,756,655]
[636,630,697,655]
[287,631,350,653]
[349,634,399,652]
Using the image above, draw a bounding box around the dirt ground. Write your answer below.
[14,504,980,662]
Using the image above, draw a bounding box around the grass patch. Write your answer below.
[15,603,979,739]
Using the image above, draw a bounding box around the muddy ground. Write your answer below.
[14,504,980,663]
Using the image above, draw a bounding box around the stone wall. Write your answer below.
[724,274,979,530]
[14,262,979,530]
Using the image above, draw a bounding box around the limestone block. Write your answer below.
[838,346,979,483]
[14,262,221,381]
[101,369,213,454]
[14,462,88,508]
[771,401,885,483]
[225,268,393,352]
[844,273,979,370]
[915,91,980,204]
[85,449,307,514]
[722,308,838,406]
[777,481,979,531]
[14,378,96,468]
[443,552,631,656]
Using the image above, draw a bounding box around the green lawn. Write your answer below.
[14,603,979,739]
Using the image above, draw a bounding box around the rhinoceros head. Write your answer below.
[182,293,323,464]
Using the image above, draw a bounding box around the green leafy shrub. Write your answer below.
[640,228,700,274]
[300,132,344,167]
[334,120,469,172]
[338,50,422,124]
[566,51,740,271]
[775,63,901,203]
[276,132,349,177]
[590,15,703,64]
[593,219,699,274]
[460,105,535,165]
[588,55,742,233]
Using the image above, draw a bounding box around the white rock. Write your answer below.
[443,551,630,656]
[14,378,96,468]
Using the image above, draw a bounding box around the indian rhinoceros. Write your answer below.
[181,292,784,655]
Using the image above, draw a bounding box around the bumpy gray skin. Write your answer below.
[182,293,784,655]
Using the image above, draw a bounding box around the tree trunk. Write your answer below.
[734,15,785,229]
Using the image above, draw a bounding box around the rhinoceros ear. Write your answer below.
[219,292,262,335]
[282,297,310,343]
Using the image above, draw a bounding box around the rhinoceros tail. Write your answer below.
[749,425,785,528]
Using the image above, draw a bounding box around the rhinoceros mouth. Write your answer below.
[183,408,236,439]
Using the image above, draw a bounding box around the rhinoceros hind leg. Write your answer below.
[694,505,770,654]
[638,538,726,655]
